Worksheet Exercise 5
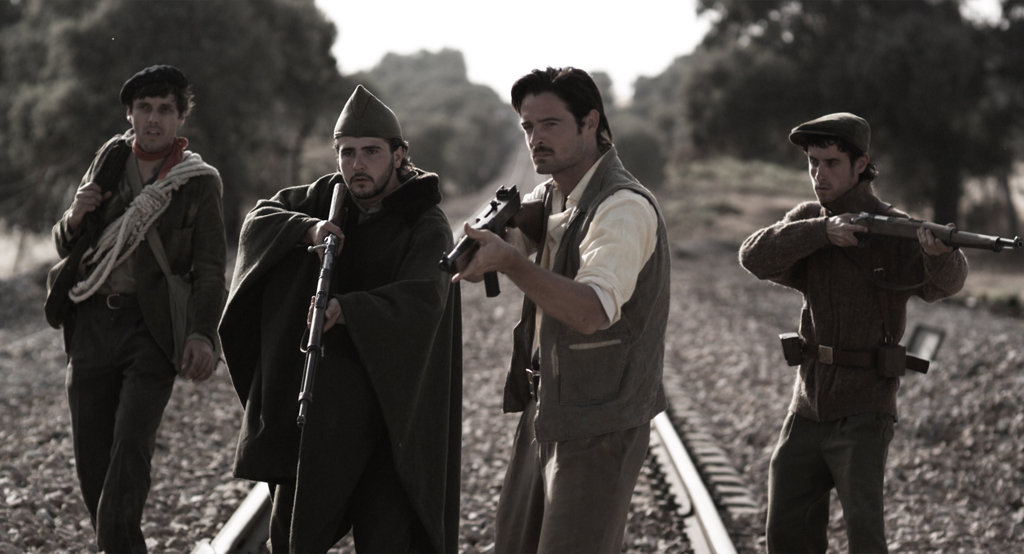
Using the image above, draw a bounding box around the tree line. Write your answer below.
[628,0,1023,233]
[1,0,1020,240]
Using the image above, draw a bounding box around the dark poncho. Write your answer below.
[219,170,462,552]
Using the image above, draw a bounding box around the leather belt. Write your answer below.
[525,368,540,400]
[803,344,875,367]
[97,293,139,310]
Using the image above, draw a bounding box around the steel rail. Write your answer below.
[191,483,271,554]
[194,412,740,554]
[651,411,738,554]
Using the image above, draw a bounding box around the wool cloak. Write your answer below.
[219,170,462,552]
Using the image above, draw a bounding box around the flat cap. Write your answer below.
[789,112,870,153]
[333,85,403,140]
[119,65,189,106]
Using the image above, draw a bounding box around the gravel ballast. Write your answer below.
[1,241,1021,552]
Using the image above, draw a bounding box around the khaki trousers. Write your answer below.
[494,399,650,554]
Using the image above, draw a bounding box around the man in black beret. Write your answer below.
[45,64,226,552]
[739,113,968,552]
[220,85,461,553]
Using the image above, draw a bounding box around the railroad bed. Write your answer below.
[0,258,745,553]
[2,244,1022,552]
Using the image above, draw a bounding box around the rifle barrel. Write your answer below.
[296,181,348,427]
[855,213,1022,252]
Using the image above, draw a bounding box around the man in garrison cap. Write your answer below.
[738,113,967,553]
[45,64,226,552]
[220,85,461,553]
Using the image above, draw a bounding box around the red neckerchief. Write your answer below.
[132,136,188,180]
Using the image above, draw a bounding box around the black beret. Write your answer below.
[789,112,870,153]
[119,65,189,106]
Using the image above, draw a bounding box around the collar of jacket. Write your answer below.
[375,167,442,222]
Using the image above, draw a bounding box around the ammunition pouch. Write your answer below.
[779,333,803,366]
[876,344,907,378]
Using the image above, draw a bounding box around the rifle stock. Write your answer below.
[297,179,347,427]
[852,212,1022,252]
[439,185,521,297]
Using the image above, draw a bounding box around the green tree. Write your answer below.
[974,0,1024,236]
[686,0,1013,224]
[357,49,519,194]
[0,0,346,237]
[631,54,699,167]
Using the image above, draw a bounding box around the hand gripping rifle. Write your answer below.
[438,185,521,297]
[851,212,1022,252]
[297,180,348,427]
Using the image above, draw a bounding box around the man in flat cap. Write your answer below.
[220,85,461,553]
[44,64,227,552]
[738,112,967,552]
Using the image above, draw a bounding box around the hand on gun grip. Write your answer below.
[439,185,522,296]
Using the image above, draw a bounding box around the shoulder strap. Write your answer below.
[146,227,173,278]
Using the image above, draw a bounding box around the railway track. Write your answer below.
[649,412,738,554]
[2,289,757,554]
[193,400,750,554]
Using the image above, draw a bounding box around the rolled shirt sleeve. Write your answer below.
[576,190,657,327]
[520,158,658,331]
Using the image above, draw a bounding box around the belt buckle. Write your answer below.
[525,368,539,399]
[818,345,834,365]
[105,294,120,309]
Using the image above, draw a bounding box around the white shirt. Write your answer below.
[513,151,658,328]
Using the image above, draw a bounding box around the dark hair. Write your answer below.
[801,135,878,183]
[510,67,613,152]
[389,137,415,180]
[129,81,195,118]
[332,137,414,178]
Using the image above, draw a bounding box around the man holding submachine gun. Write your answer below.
[447,67,671,554]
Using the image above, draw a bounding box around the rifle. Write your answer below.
[438,184,521,297]
[851,212,1022,252]
[296,180,348,427]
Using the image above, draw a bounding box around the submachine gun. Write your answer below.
[296,180,348,427]
[439,184,521,297]
[851,212,1022,252]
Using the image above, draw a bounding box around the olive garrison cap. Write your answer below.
[119,65,189,106]
[333,85,403,140]
[788,112,870,153]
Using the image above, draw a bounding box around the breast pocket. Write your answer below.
[555,332,628,406]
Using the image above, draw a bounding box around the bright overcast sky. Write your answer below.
[315,0,713,104]
[315,0,1003,105]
